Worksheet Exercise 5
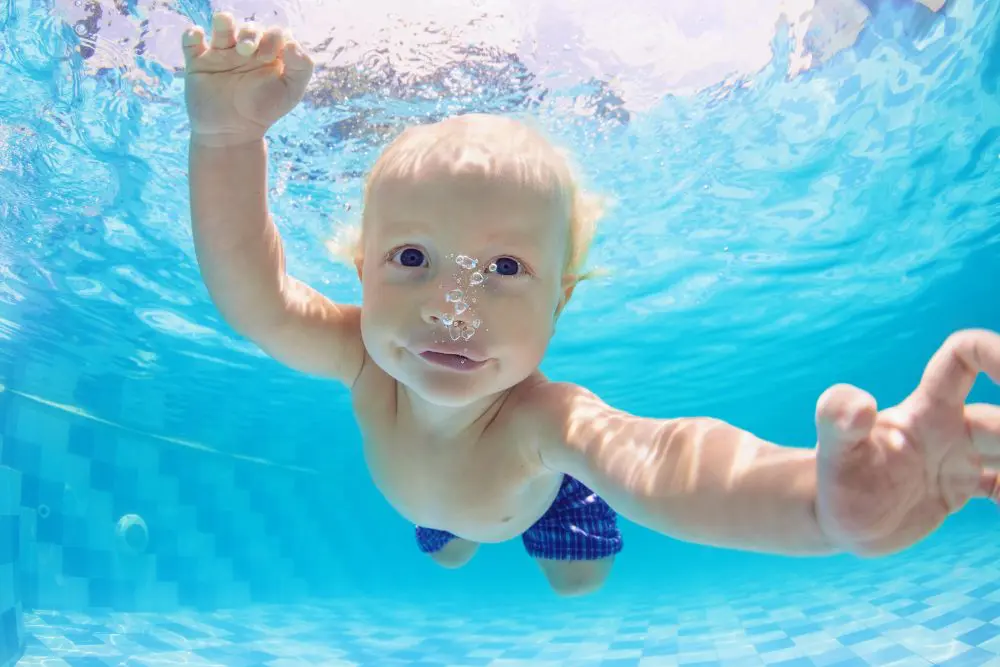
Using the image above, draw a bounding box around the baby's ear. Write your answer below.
[555,274,579,319]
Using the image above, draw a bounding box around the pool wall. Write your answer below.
[0,464,24,667]
[0,367,359,613]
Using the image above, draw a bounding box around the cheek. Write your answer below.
[361,279,404,329]
[485,292,557,337]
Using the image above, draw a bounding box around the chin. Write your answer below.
[411,387,487,408]
[402,373,500,408]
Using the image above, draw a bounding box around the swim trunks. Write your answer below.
[415,475,623,560]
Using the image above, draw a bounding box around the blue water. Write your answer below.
[1,0,999,664]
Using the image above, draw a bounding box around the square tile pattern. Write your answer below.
[11,527,1000,667]
[0,372,349,614]
[0,465,25,667]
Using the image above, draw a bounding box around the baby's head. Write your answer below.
[338,114,603,407]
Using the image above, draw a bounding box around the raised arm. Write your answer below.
[184,13,364,384]
[189,138,364,383]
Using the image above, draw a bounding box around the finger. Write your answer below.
[978,469,998,499]
[815,383,878,457]
[917,329,1000,409]
[279,38,315,89]
[181,26,206,65]
[256,26,286,63]
[235,22,262,58]
[967,403,1000,459]
[210,12,238,50]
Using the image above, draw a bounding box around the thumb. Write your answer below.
[280,40,315,93]
[816,383,878,457]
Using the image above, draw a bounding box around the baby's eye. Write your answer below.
[489,257,523,277]
[391,247,427,268]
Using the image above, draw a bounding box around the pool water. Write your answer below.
[1,0,999,664]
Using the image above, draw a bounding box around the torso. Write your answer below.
[350,354,564,543]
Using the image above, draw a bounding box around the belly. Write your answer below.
[364,443,563,543]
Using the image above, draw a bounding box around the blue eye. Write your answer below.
[491,257,521,276]
[395,247,426,268]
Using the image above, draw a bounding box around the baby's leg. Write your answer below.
[535,556,615,597]
[415,526,479,568]
[522,476,623,597]
[431,538,478,568]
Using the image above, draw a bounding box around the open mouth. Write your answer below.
[418,351,486,371]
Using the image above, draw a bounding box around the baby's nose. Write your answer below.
[421,302,452,324]
[421,302,471,328]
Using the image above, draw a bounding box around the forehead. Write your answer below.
[366,163,570,248]
[361,116,576,260]
[371,117,568,207]
[372,168,561,216]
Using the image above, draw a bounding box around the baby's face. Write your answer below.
[358,170,572,407]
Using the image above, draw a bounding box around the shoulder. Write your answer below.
[515,378,600,420]
[507,377,617,473]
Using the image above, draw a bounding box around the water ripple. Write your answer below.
[0,0,996,455]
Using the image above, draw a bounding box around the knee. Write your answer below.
[540,557,614,597]
[548,574,606,597]
[429,538,478,569]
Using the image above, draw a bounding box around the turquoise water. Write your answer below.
[1,0,1000,664]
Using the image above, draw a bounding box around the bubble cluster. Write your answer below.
[443,255,487,341]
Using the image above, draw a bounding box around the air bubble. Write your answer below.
[461,326,474,341]
[469,271,485,286]
[454,301,468,315]
[445,289,463,303]
[472,318,482,329]
[116,514,149,556]
[455,254,478,270]
[442,314,454,327]
[449,326,462,341]
[488,262,498,273]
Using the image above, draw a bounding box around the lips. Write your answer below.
[415,348,488,371]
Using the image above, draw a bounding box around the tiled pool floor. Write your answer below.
[15,520,1000,666]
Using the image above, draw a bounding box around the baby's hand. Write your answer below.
[814,329,1000,556]
[182,12,314,147]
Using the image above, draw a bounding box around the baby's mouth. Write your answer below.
[418,350,486,371]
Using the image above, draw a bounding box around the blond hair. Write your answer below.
[327,114,606,282]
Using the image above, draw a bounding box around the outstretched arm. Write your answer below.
[531,383,834,556]
[532,329,1000,558]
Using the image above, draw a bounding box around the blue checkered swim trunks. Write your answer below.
[415,475,623,560]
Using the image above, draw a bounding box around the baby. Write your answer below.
[182,12,1000,596]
